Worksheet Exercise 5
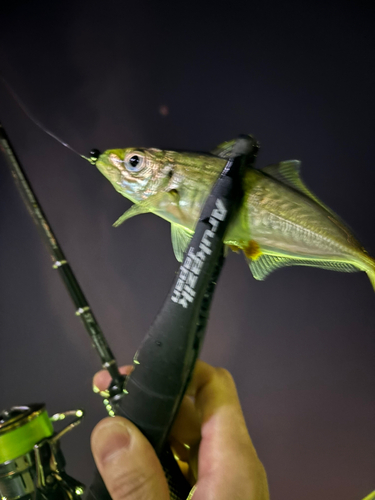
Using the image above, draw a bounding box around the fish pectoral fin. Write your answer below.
[171,224,193,262]
[113,192,179,227]
[113,192,166,227]
[113,204,147,226]
[246,252,359,280]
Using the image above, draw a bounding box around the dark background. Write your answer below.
[0,1,374,498]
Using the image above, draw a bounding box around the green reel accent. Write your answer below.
[0,404,54,463]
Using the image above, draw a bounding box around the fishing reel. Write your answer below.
[0,404,85,500]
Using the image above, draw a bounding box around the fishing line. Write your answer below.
[0,75,98,164]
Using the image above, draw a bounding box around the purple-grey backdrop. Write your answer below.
[0,1,374,499]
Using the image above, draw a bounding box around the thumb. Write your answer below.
[91,417,170,500]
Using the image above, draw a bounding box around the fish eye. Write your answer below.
[125,153,144,172]
[130,156,139,167]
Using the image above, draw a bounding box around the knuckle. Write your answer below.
[214,366,235,385]
[248,454,267,480]
[252,460,270,499]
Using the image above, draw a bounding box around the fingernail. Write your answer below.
[99,389,110,398]
[92,384,100,393]
[92,420,131,464]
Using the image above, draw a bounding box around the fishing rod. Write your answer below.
[0,121,125,393]
[0,114,258,499]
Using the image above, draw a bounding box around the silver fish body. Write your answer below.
[96,141,375,290]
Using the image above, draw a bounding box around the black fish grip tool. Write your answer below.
[87,135,259,500]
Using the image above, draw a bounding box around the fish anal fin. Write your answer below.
[171,224,193,262]
[246,252,359,281]
[247,254,289,280]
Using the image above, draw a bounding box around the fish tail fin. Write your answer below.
[359,252,375,292]
[367,271,375,291]
[365,260,375,291]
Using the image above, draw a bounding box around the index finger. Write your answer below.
[186,360,244,421]
[92,365,133,394]
[186,361,268,499]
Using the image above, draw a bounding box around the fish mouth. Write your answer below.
[96,155,122,184]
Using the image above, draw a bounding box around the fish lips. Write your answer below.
[96,155,122,185]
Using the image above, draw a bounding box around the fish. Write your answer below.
[95,137,375,290]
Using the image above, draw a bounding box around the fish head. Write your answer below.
[96,147,171,203]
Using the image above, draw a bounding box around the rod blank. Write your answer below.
[0,120,123,386]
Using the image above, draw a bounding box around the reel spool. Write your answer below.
[0,404,85,500]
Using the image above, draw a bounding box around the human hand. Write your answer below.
[91,360,269,500]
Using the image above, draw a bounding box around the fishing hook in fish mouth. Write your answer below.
[89,149,101,164]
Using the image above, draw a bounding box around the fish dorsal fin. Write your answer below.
[247,252,358,281]
[262,161,363,247]
[262,160,308,193]
[211,139,236,158]
[171,223,193,262]
[262,160,337,216]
